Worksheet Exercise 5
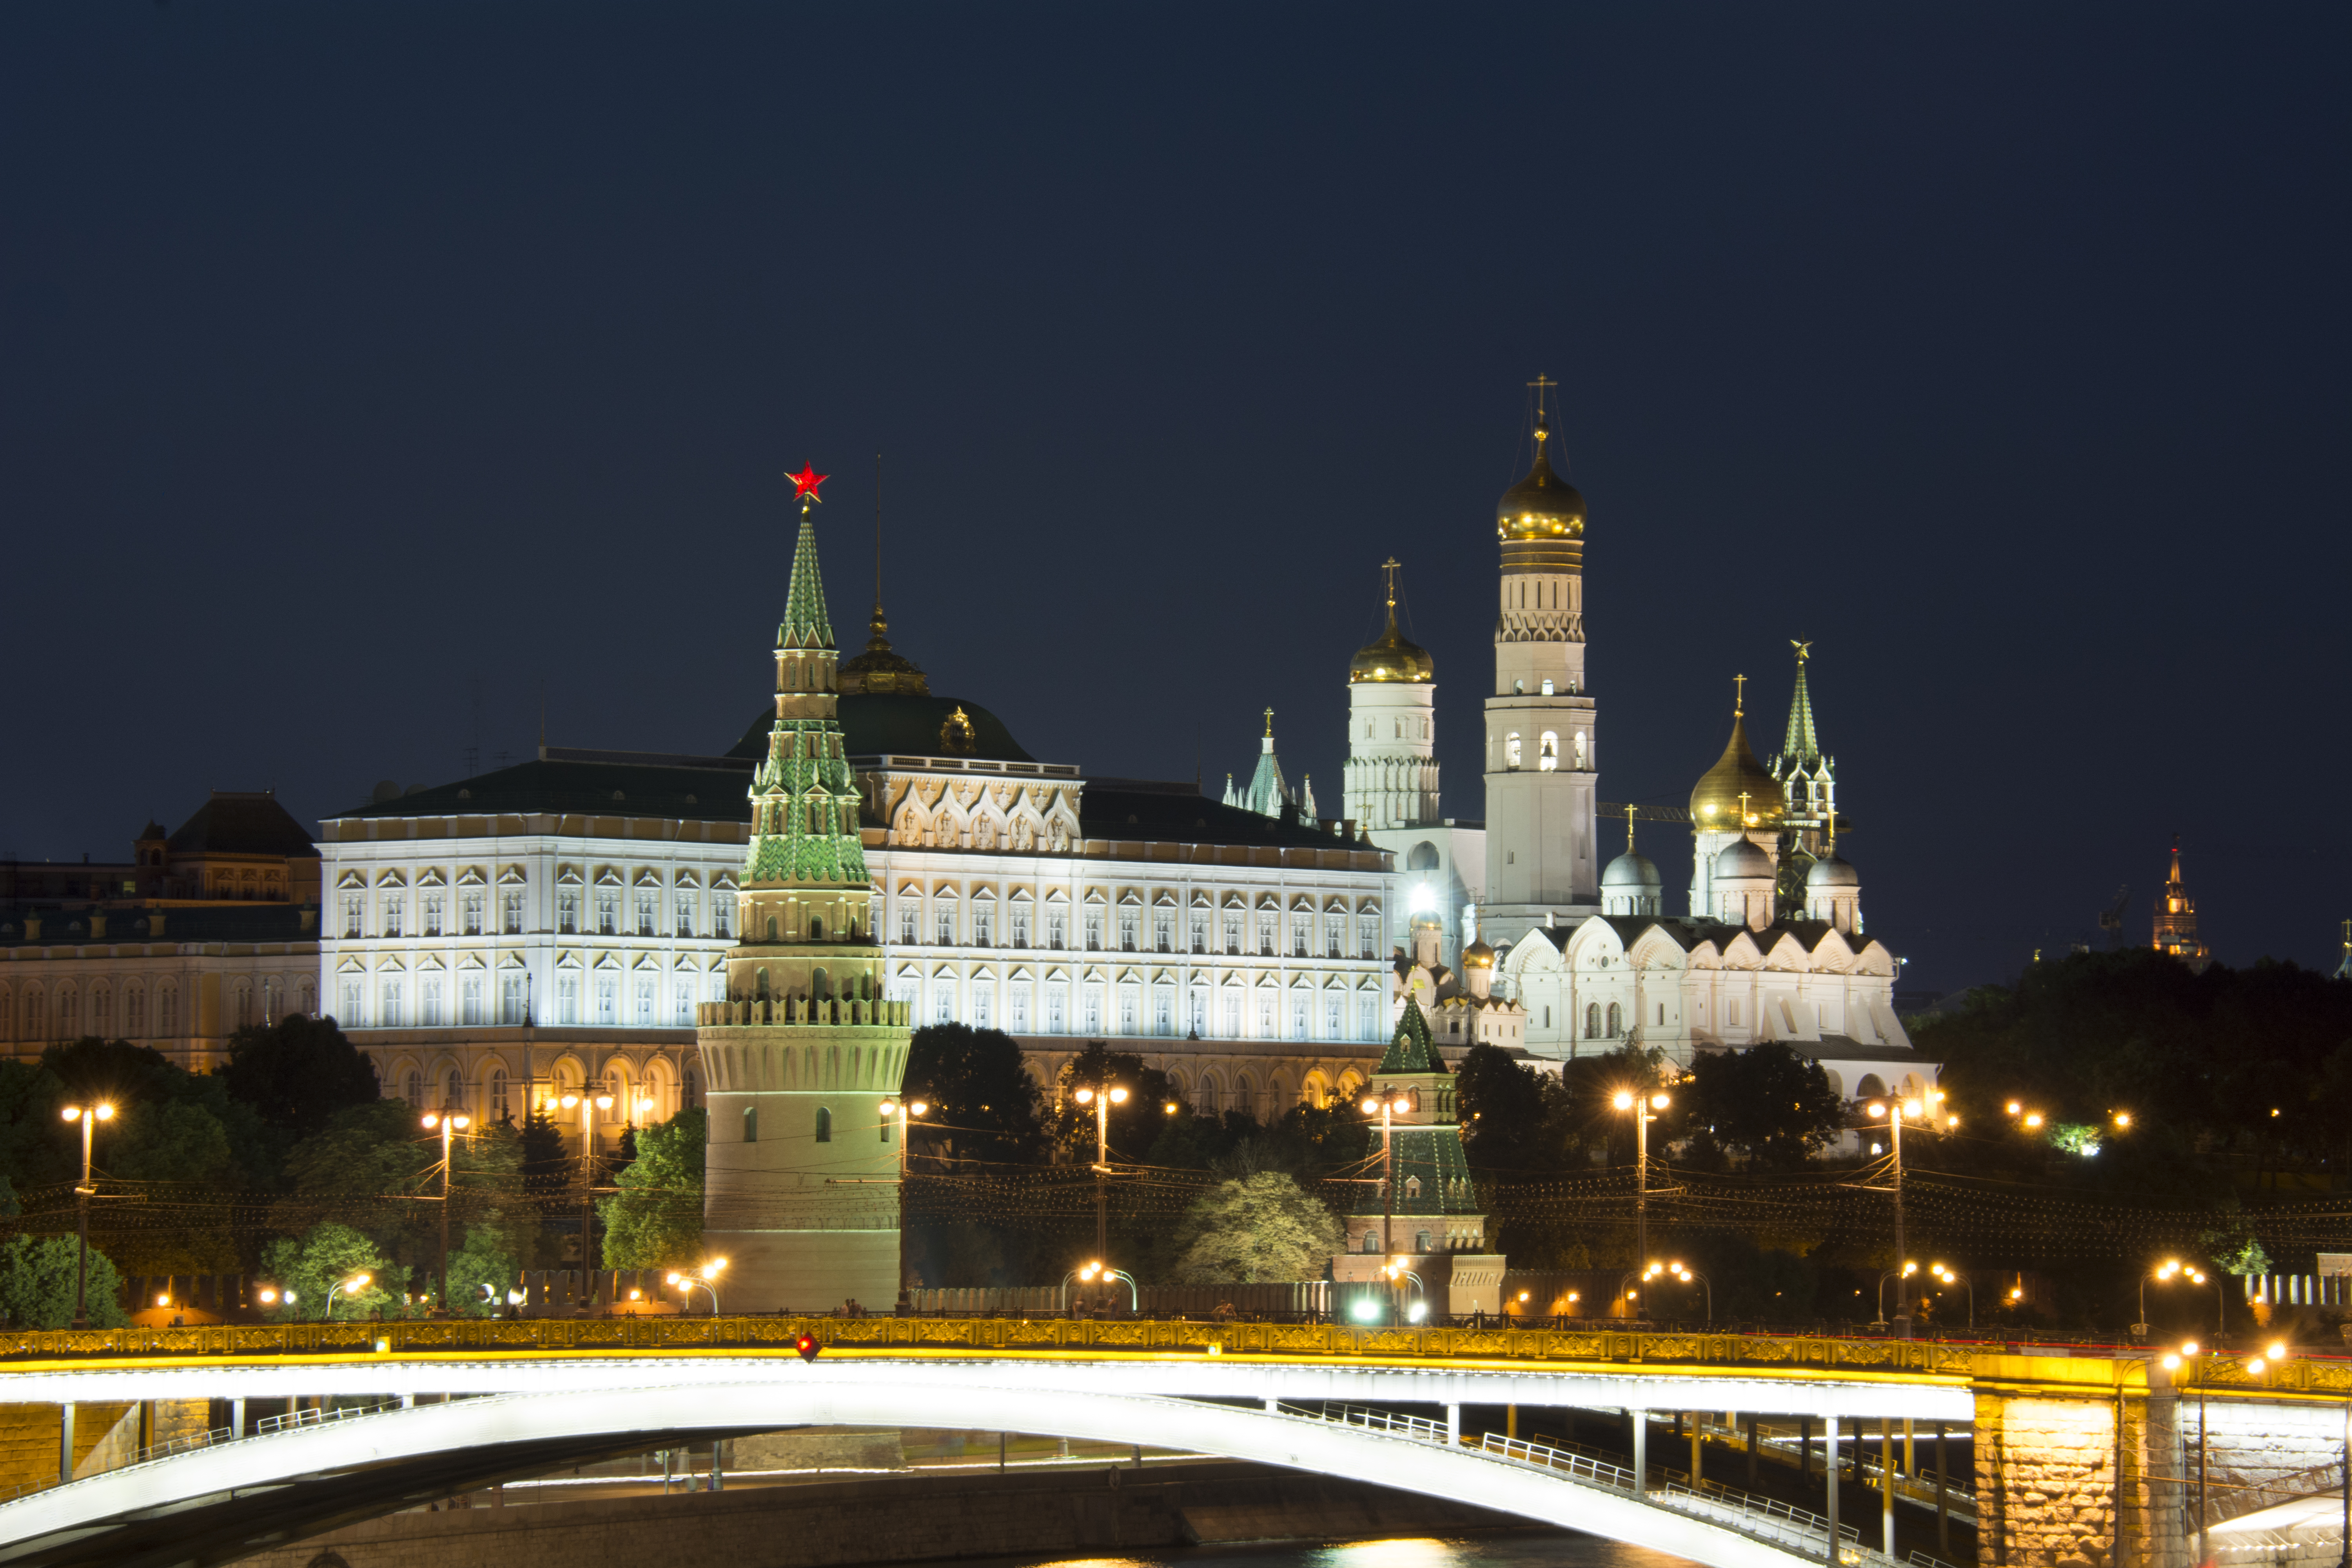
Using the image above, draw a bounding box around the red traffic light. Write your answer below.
[795,1333,820,1363]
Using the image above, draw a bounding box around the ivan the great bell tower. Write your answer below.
[1481,392,1601,946]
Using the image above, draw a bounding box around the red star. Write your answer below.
[787,463,828,502]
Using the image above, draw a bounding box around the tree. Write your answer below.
[903,1024,1045,1165]
[0,1235,127,1328]
[445,1219,524,1316]
[258,1221,395,1320]
[1047,1043,1178,1165]
[600,1109,706,1268]
[0,1061,71,1192]
[1682,1044,1847,1170]
[1454,1044,1554,1170]
[105,1100,238,1185]
[1168,1172,1341,1283]
[220,1015,381,1142]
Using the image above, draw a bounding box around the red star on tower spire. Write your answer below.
[788,463,828,504]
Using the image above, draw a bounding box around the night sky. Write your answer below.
[5,5,2345,994]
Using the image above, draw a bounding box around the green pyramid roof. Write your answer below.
[1378,995,1445,1074]
[778,506,835,652]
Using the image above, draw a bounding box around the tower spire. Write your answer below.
[1782,640,1820,762]
[835,452,928,697]
[1733,673,1746,719]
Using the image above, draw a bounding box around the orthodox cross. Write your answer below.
[1733,672,1747,717]
[1381,557,1401,612]
[1625,803,1638,854]
[1737,790,1752,826]
[1263,707,1275,737]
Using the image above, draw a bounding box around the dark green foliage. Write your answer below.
[1682,1043,1847,1171]
[600,1109,706,1268]
[0,1235,126,1328]
[221,1014,381,1143]
[904,1023,1046,1165]
[1046,1042,1180,1165]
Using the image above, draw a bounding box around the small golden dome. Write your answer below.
[1689,713,1785,830]
[1350,609,1434,684]
[1496,415,1586,541]
[1463,936,1495,968]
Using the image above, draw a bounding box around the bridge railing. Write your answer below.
[253,1400,405,1438]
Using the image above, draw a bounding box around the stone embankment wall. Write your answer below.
[230,1457,1529,1568]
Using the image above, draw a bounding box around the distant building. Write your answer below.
[0,791,322,1069]
[2153,836,2211,973]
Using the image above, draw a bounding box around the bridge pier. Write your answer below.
[1824,1414,1839,1566]
[54,1406,69,1489]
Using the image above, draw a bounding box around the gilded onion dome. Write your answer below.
[1461,935,1495,969]
[1496,412,1586,542]
[1689,710,1786,830]
[1350,607,1434,684]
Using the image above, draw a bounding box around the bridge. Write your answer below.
[0,1317,2334,1568]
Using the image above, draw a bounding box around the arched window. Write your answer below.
[445,1069,463,1108]
[1585,1003,1601,1039]
[1504,732,1522,769]
[814,1106,831,1143]
[1574,731,1588,769]
[766,916,779,941]
[405,1071,422,1107]
[490,1068,509,1120]
[756,968,771,1001]
[684,1069,699,1109]
[1606,1002,1622,1038]
[1539,731,1559,772]
[810,915,824,939]
[744,1106,759,1143]
[1416,1230,1432,1253]
[1363,1232,1381,1254]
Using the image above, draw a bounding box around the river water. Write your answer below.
[913,1533,1689,1568]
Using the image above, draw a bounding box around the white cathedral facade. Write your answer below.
[1289,401,1935,1106]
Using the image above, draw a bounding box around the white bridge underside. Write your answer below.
[0,1356,1973,1568]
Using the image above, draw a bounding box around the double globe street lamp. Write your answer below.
[60,1103,114,1328]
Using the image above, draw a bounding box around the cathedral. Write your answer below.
[1244,388,1935,1108]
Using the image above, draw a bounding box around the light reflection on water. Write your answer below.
[931,1533,1694,1568]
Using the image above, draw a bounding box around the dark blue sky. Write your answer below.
[4,5,2345,993]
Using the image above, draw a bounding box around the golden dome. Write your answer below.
[1462,936,1495,969]
[1350,609,1434,684]
[1496,415,1586,542]
[1689,712,1785,830]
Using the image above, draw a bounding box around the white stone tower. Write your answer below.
[1344,558,1440,831]
[1482,392,1601,945]
[697,465,912,1312]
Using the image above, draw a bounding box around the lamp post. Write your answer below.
[1072,1083,1128,1259]
[1875,1262,1918,1327]
[421,1107,472,1312]
[1612,1087,1670,1282]
[560,1088,615,1296]
[59,1103,114,1328]
[1645,1260,1711,1324]
[2134,1257,2207,1337]
[1062,1259,1138,1314]
[324,1272,372,1320]
[665,1258,728,1316]
[878,1099,928,1292]
[1930,1263,1973,1328]
[1384,1262,1430,1322]
[1866,1094,1926,1336]
[1360,1091,1412,1256]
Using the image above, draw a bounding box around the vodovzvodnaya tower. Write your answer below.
[697,467,913,1310]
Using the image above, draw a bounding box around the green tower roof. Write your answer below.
[1378,995,1445,1075]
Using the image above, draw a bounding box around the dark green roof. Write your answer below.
[0,902,318,948]
[729,694,1036,765]
[1376,994,1444,1074]
[1080,780,1367,851]
[167,792,317,856]
[335,758,752,823]
[1347,1125,1478,1218]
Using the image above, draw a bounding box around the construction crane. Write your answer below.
[2096,884,2131,949]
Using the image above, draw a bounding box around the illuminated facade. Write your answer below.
[2152,837,2211,973]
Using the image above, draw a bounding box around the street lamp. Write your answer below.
[1384,1261,1430,1323]
[1073,1084,1129,1258]
[1645,1259,1711,1323]
[1866,1094,1925,1336]
[1062,1259,1137,1314]
[1876,1261,1918,1326]
[1930,1263,1973,1328]
[59,1103,114,1328]
[421,1107,472,1312]
[324,1272,372,1320]
[1612,1088,1670,1276]
[879,1099,929,1293]
[2133,1257,2207,1337]
[666,1258,728,1315]
[1360,1091,1413,1257]
[560,1088,615,1294]
[2160,1341,2212,1565]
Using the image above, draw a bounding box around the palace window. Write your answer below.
[934,987,952,1025]
[1082,988,1102,1033]
[1326,998,1342,1036]
[974,987,991,1029]
[1189,913,1207,954]
[594,977,616,1024]
[382,897,403,938]
[1010,990,1029,1031]
[501,974,525,1025]
[420,977,443,1026]
[557,893,579,935]
[677,982,693,1024]
[1291,998,1309,1040]
[1153,911,1171,953]
[556,976,579,1025]
[1359,916,1379,958]
[713,895,733,938]
[1084,911,1102,951]
[1153,990,1172,1036]
[635,893,656,937]
[1047,911,1066,950]
[974,906,993,947]
[1224,913,1241,955]
[1118,987,1138,1034]
[1292,918,1309,958]
[635,980,654,1025]
[380,981,404,1027]
[676,895,695,938]
[1047,988,1066,1032]
[1118,911,1138,952]
[900,907,918,944]
[422,894,445,938]
[1359,996,1379,1040]
[595,893,616,936]
[1258,916,1275,956]
[1326,915,1343,958]
[490,1069,509,1120]
[1223,993,1241,1037]
[936,907,955,945]
[503,891,524,935]
[342,895,363,939]
[463,891,486,936]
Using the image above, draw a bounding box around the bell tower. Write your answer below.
[1482,381,1601,944]
[697,463,913,1311]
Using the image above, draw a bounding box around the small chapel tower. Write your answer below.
[697,464,913,1311]
[1483,383,1602,944]
[1330,995,1504,1318]
[1344,559,1441,830]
